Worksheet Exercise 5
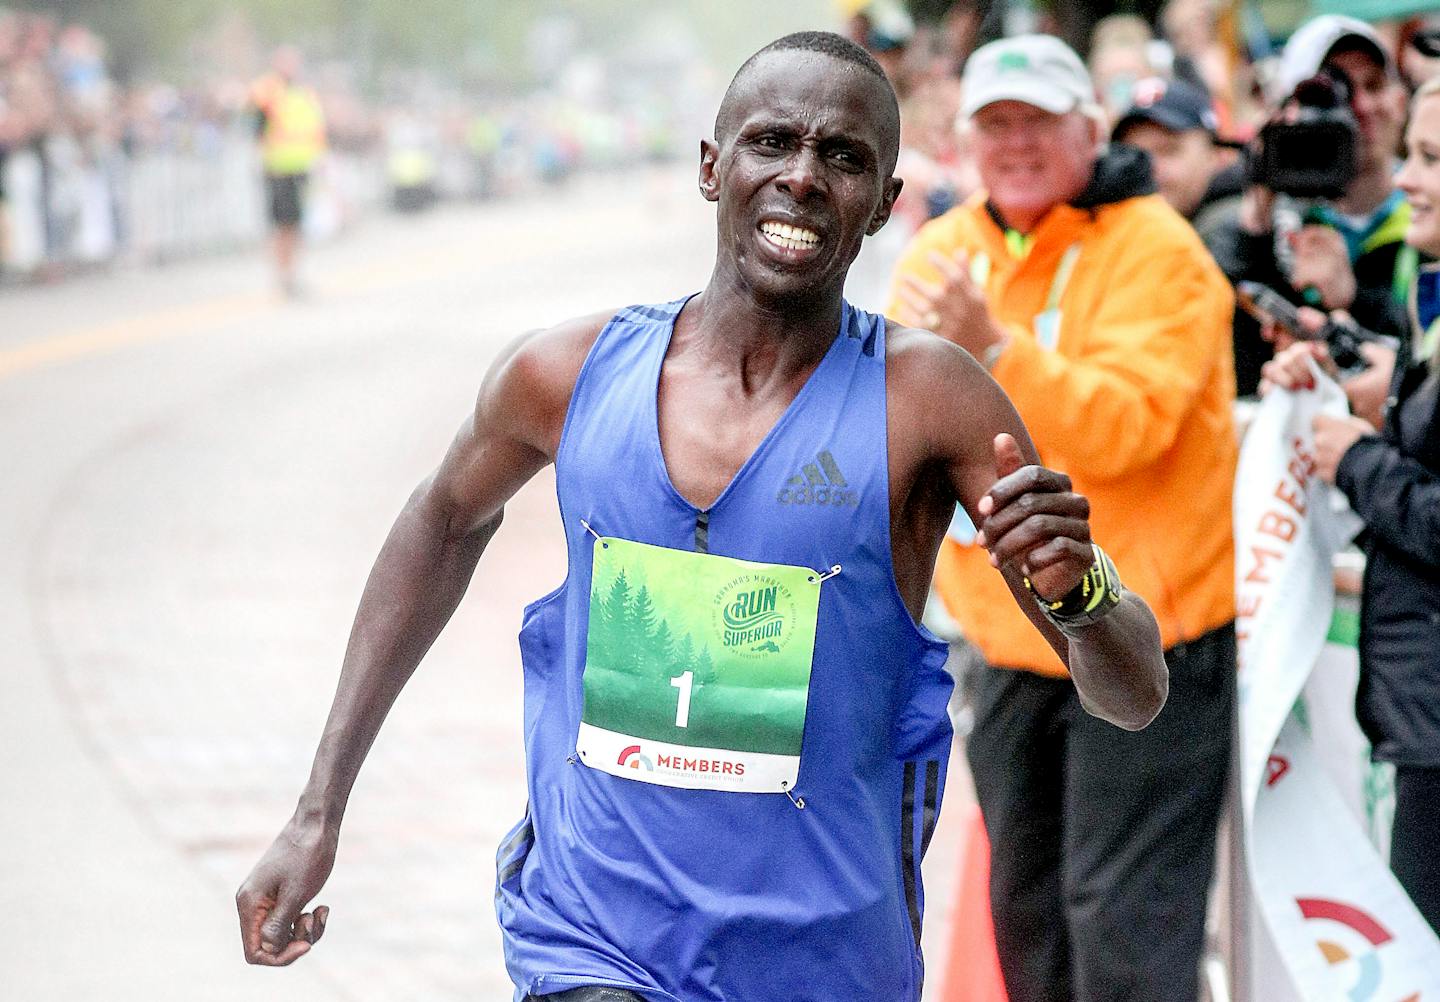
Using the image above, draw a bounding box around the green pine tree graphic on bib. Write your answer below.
[576,536,823,792]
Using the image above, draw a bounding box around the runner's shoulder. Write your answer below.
[477,309,616,444]
[487,309,613,400]
[884,319,992,397]
[883,320,1011,462]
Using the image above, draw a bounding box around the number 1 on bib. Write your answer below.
[671,670,693,727]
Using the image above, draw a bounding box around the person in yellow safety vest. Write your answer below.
[251,46,326,297]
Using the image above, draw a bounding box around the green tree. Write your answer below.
[650,618,676,678]
[600,568,630,626]
[631,585,657,637]
[675,633,696,675]
[627,584,656,639]
[629,583,661,677]
[587,567,632,671]
[696,645,717,687]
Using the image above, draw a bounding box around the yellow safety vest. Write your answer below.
[261,83,325,176]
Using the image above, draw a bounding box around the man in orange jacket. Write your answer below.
[890,35,1236,1002]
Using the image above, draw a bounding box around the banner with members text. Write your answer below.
[1235,369,1440,1002]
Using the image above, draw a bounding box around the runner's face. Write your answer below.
[701,52,901,305]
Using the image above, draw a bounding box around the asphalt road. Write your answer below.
[0,165,967,1000]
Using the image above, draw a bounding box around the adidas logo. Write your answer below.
[777,450,860,508]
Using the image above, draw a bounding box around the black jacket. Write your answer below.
[1335,359,1440,765]
[1071,142,1157,208]
[1192,162,1244,233]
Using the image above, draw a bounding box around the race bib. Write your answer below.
[575,536,823,793]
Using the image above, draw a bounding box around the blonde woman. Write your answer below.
[1263,76,1440,933]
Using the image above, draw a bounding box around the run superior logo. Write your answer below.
[777,450,859,508]
[714,572,797,658]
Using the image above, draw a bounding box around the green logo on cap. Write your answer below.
[998,51,1030,72]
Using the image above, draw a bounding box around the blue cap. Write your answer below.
[1113,78,1220,140]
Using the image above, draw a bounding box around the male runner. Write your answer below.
[236,32,1166,1002]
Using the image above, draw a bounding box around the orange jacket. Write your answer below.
[890,183,1237,676]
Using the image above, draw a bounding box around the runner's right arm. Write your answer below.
[235,314,606,966]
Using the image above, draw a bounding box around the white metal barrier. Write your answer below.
[2,130,383,277]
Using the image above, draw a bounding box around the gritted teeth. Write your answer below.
[760,221,821,250]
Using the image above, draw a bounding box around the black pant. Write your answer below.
[966,624,1235,1002]
[1391,765,1440,934]
[265,172,307,227]
[525,989,646,1002]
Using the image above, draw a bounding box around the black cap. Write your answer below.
[1113,78,1222,142]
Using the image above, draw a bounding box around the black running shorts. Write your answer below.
[266,172,307,227]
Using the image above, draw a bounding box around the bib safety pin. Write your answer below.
[580,519,603,542]
[781,781,806,810]
[811,564,842,584]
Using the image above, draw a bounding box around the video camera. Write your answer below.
[1247,69,1360,200]
[1235,281,1399,375]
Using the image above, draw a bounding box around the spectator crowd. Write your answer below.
[0,12,126,274]
[842,1,1440,395]
[838,0,1440,998]
[0,6,692,282]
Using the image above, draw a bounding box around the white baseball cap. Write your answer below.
[960,34,1095,120]
[1274,15,1394,101]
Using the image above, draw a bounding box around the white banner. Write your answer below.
[1236,369,1440,1002]
[1303,630,1396,858]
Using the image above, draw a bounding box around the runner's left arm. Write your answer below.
[970,432,1167,730]
[907,333,1167,730]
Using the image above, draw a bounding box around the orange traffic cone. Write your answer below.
[940,804,1009,1002]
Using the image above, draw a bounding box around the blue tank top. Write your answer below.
[496,298,954,1001]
